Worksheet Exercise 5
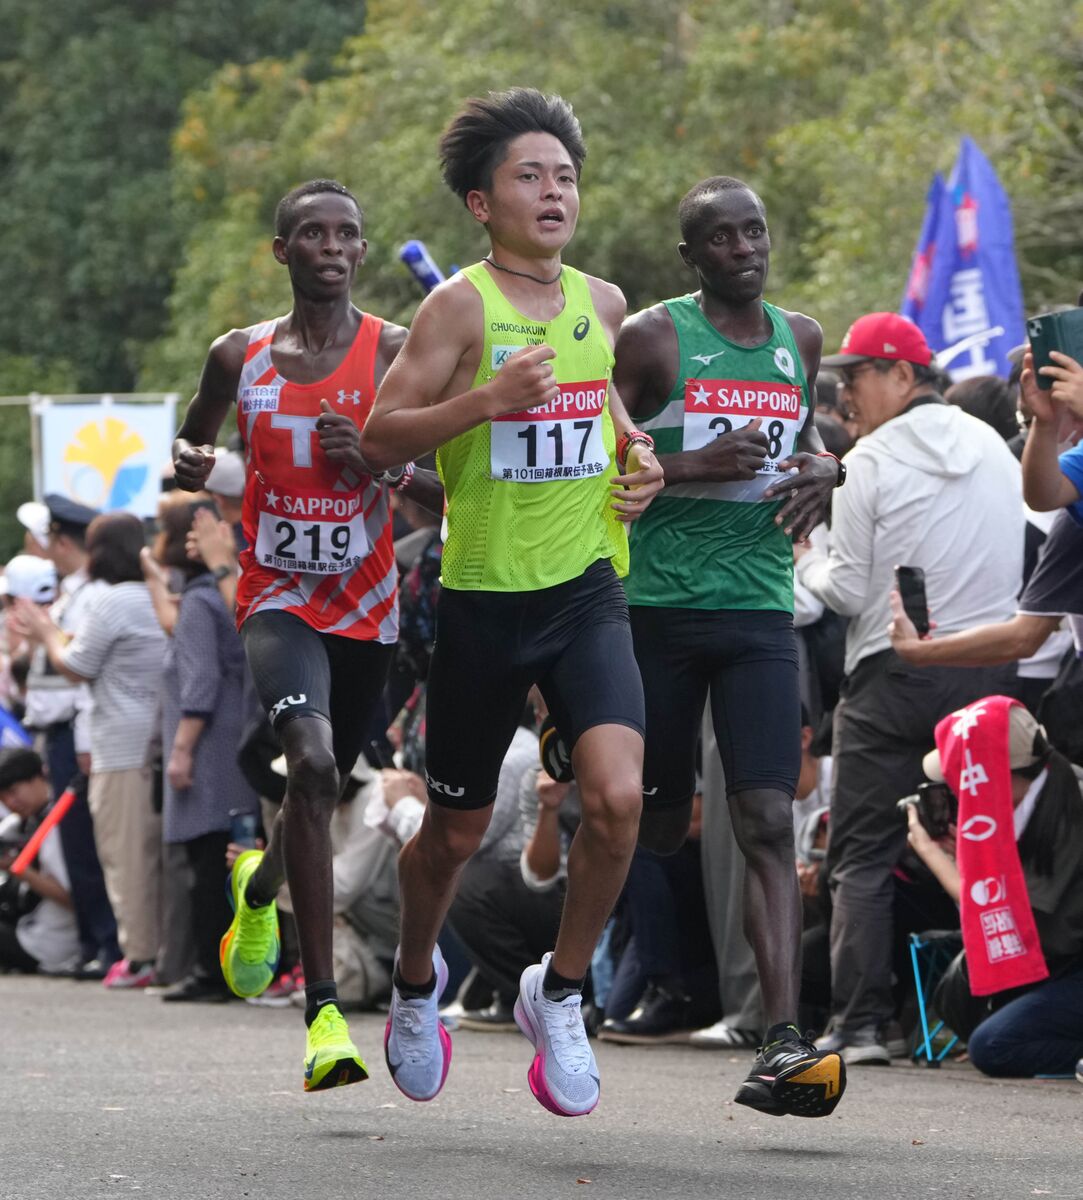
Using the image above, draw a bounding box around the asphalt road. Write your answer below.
[3,975,1081,1200]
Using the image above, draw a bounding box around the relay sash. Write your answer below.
[935,696,1048,996]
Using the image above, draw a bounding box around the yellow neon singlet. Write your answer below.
[437,262,628,591]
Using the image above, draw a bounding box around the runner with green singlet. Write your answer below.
[361,87,663,1120]
[614,176,848,1121]
[624,291,809,611]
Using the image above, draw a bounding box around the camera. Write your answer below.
[897,781,957,840]
[539,716,574,783]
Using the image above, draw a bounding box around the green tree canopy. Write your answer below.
[144,0,1083,395]
[0,0,365,394]
[2,0,1082,560]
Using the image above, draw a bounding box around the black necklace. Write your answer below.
[483,255,563,286]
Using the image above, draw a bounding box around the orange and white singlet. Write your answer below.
[234,314,397,642]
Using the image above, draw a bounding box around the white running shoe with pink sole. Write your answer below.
[514,952,599,1117]
[384,945,452,1102]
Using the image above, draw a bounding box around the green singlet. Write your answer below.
[624,295,810,612]
[437,262,628,592]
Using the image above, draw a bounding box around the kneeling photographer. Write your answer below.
[0,747,80,974]
[905,698,1083,1078]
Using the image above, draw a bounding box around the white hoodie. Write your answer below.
[796,402,1023,675]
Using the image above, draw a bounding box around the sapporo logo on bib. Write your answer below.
[254,479,370,574]
[682,379,803,472]
[491,379,609,483]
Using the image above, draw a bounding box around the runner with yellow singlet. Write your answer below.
[362,88,663,1118]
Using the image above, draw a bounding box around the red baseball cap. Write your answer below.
[822,312,933,368]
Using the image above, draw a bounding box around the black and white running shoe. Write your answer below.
[735,1024,846,1118]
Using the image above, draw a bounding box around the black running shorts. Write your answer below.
[242,609,395,777]
[424,559,645,810]
[630,605,801,809]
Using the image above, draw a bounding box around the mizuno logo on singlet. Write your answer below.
[691,351,726,366]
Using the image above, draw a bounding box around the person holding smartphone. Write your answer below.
[794,312,1024,1064]
[1017,345,1083,521]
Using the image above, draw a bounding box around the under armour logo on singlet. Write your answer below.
[335,389,362,405]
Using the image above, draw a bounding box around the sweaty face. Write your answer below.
[278,193,366,298]
[470,132,580,256]
[682,188,770,303]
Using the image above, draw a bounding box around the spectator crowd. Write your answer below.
[1,312,1082,1089]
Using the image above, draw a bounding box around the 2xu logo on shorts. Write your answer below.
[425,770,465,799]
[270,693,307,722]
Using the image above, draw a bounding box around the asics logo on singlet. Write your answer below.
[335,389,361,405]
[425,770,465,799]
[269,693,307,721]
[573,315,590,341]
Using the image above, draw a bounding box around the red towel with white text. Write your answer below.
[934,695,1048,997]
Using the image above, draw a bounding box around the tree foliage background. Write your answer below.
[0,0,1081,551]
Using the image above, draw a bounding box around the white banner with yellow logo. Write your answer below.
[37,397,177,518]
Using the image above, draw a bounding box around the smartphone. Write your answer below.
[1027,308,1083,391]
[895,565,930,636]
[229,809,259,849]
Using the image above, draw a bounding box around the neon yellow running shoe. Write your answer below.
[304,1003,369,1092]
[219,849,280,999]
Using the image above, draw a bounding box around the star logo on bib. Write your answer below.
[691,385,711,405]
[265,489,280,510]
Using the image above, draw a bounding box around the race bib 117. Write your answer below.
[491,379,609,483]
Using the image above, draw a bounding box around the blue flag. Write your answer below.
[901,137,1025,380]
[0,707,32,749]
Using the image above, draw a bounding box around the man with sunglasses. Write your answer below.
[795,312,1024,1064]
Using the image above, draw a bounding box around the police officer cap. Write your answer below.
[44,493,100,530]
